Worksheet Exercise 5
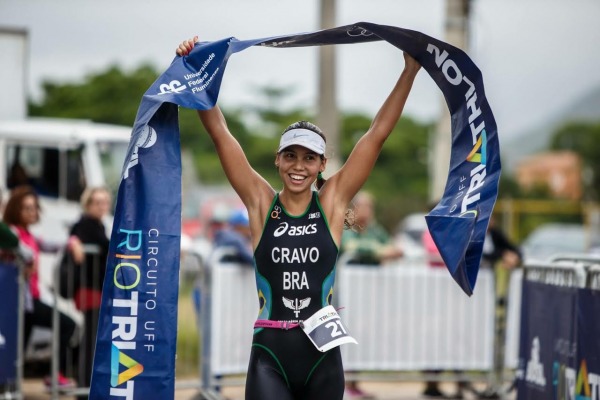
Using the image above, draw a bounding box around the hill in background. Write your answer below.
[502,85,600,172]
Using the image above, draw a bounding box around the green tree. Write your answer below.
[27,64,433,230]
[29,64,159,126]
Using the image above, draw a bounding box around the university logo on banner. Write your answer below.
[90,22,499,399]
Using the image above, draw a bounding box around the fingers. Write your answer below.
[176,35,199,56]
[403,52,421,73]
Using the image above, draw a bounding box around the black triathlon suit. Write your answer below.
[245,191,344,400]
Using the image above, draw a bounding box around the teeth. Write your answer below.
[290,174,306,181]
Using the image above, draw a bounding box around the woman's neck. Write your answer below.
[279,189,312,216]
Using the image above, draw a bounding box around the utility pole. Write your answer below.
[0,28,28,120]
[430,0,471,201]
[316,0,341,175]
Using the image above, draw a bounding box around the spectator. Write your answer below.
[341,191,403,265]
[482,216,521,271]
[213,207,253,265]
[3,185,79,389]
[479,216,521,399]
[63,187,112,392]
[341,191,403,399]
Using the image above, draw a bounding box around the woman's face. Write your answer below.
[86,190,111,220]
[20,194,39,227]
[276,145,325,194]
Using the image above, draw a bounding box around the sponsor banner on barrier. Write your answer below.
[0,264,19,384]
[91,22,499,399]
[515,280,600,400]
[516,281,578,400]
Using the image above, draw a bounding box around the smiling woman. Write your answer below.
[176,35,421,400]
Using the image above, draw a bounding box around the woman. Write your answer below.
[177,37,421,400]
[3,185,78,388]
[66,186,111,390]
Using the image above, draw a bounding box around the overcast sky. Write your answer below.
[1,0,599,142]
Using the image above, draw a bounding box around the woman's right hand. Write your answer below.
[176,36,198,56]
[403,52,421,75]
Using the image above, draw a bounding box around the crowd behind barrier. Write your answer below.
[11,246,600,399]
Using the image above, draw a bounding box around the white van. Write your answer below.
[0,117,131,239]
[0,117,131,360]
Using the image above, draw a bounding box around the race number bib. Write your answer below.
[300,305,357,352]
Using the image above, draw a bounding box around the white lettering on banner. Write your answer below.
[191,68,220,93]
[590,373,600,400]
[283,271,309,290]
[110,381,134,399]
[565,367,576,400]
[426,43,488,215]
[183,53,215,80]
[112,292,139,342]
[107,228,162,397]
[272,247,319,264]
[525,337,546,387]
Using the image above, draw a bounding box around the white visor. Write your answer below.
[278,128,326,155]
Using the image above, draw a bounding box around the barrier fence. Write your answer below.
[13,246,600,399]
[199,250,499,394]
[513,255,600,400]
[49,246,208,399]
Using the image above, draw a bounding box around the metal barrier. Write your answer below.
[511,254,600,399]
[49,245,213,399]
[200,247,256,393]
[0,256,25,400]
[504,255,597,371]
[199,253,499,392]
[338,264,495,372]
[504,268,522,371]
[589,265,600,290]
[50,244,101,399]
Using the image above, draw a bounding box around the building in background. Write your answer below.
[515,151,582,200]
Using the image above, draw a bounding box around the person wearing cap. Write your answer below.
[177,37,421,400]
[213,208,254,265]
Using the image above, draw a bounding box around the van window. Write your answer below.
[6,144,86,201]
[98,141,128,196]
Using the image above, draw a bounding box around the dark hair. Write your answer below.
[282,121,325,139]
[3,185,40,226]
[281,121,328,189]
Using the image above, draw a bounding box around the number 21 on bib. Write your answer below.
[301,305,358,352]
